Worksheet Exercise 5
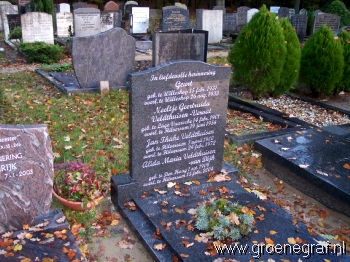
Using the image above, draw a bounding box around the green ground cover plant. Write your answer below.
[19,41,63,63]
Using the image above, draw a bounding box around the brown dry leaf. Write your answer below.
[265,237,274,245]
[192,180,201,185]
[212,174,231,182]
[187,208,197,215]
[20,258,31,262]
[187,225,194,231]
[56,216,66,224]
[154,188,167,194]
[67,249,76,260]
[343,163,350,169]
[180,254,189,258]
[160,221,167,227]
[174,191,189,197]
[269,230,277,235]
[287,237,296,244]
[110,219,119,226]
[318,220,324,227]
[198,190,207,196]
[22,224,29,230]
[295,237,303,244]
[44,233,54,238]
[161,208,168,213]
[175,208,185,214]
[195,233,210,243]
[182,241,194,248]
[153,243,166,251]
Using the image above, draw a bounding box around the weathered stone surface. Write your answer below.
[0,124,54,234]
[196,9,222,43]
[213,5,225,14]
[313,13,340,33]
[129,60,231,189]
[270,6,280,13]
[247,8,259,23]
[236,6,250,26]
[161,6,189,32]
[277,6,289,18]
[130,6,149,34]
[152,32,206,66]
[56,12,73,37]
[72,2,87,10]
[104,0,119,11]
[223,13,236,33]
[7,14,21,31]
[291,14,307,40]
[21,12,54,44]
[59,3,70,13]
[72,27,135,89]
[74,7,100,37]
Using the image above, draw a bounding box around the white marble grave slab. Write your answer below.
[74,7,100,37]
[21,12,54,44]
[131,6,149,34]
[56,12,73,37]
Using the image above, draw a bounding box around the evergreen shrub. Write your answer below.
[8,27,22,41]
[325,0,350,27]
[30,0,53,17]
[273,18,301,96]
[299,25,344,96]
[335,30,350,92]
[228,5,287,99]
[19,42,63,64]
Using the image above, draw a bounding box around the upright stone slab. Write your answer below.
[196,9,222,43]
[291,14,307,40]
[152,32,206,66]
[130,6,149,34]
[59,3,70,13]
[0,4,17,32]
[299,8,307,15]
[56,12,73,37]
[72,2,87,10]
[213,5,226,14]
[129,61,231,189]
[236,6,250,26]
[247,8,258,23]
[0,124,54,233]
[73,8,100,37]
[314,9,323,16]
[124,1,137,20]
[100,10,119,32]
[72,27,135,89]
[21,12,54,44]
[87,3,98,9]
[7,14,21,31]
[174,2,187,9]
[18,0,30,13]
[277,7,289,18]
[161,6,189,31]
[313,13,340,33]
[270,6,280,13]
[223,13,236,33]
[288,8,295,20]
[104,1,119,11]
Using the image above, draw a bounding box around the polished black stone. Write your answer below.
[161,6,190,32]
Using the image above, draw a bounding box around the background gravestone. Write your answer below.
[21,12,54,44]
[129,61,231,189]
[56,12,73,37]
[277,7,289,18]
[0,4,17,32]
[0,124,54,234]
[72,27,135,89]
[247,8,259,23]
[223,13,236,33]
[299,8,307,15]
[314,9,323,16]
[270,6,280,13]
[100,10,122,31]
[73,7,100,37]
[213,5,226,14]
[312,13,340,33]
[72,2,87,10]
[124,1,137,20]
[152,32,206,66]
[130,6,149,34]
[104,1,119,11]
[7,14,21,31]
[196,9,222,43]
[288,8,295,20]
[291,14,307,40]
[59,3,70,13]
[161,6,189,32]
[236,6,250,27]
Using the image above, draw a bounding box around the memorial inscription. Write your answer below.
[130,61,230,189]
[313,13,340,33]
[162,6,189,31]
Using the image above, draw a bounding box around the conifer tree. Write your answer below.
[228,5,287,99]
[335,30,350,93]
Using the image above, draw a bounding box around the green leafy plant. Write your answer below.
[194,198,254,241]
[299,25,344,96]
[40,62,72,72]
[335,30,350,93]
[8,27,22,41]
[53,159,109,205]
[273,18,301,97]
[228,5,287,99]
[19,41,63,64]
[325,0,350,27]
[30,0,53,17]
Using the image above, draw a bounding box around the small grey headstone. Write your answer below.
[236,6,250,26]
[73,7,101,37]
[277,7,289,18]
[59,3,70,13]
[213,5,226,14]
[161,6,190,32]
[247,8,259,23]
[72,2,87,10]
[291,14,308,40]
[314,9,323,16]
[196,9,222,43]
[313,13,340,33]
[56,12,73,37]
[129,60,231,189]
[299,8,307,15]
[288,8,295,20]
[0,124,54,233]
[72,27,135,89]
[152,32,206,66]
[223,13,236,33]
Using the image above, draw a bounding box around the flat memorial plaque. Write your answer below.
[0,124,54,233]
[130,60,231,189]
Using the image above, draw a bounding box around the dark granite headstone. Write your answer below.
[72,27,135,89]
[129,60,231,189]
[161,6,190,32]
[0,124,54,234]
[104,0,119,11]
[236,6,250,26]
[152,32,206,66]
[291,14,308,40]
[299,8,307,15]
[313,9,323,16]
[24,3,30,12]
[312,13,340,33]
[223,12,236,33]
[277,7,289,18]
[72,2,87,10]
[7,14,21,31]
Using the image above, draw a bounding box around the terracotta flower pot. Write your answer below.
[52,190,104,211]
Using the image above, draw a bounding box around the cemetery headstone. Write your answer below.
[72,27,135,89]
[247,8,259,23]
[277,7,289,18]
[24,2,30,12]
[59,3,70,13]
[223,13,236,33]
[7,14,21,31]
[56,12,73,37]
[87,4,98,9]
[196,9,222,43]
[104,1,119,11]
[213,5,226,14]
[0,124,54,233]
[162,6,189,31]
[313,13,340,33]
[124,1,138,20]
[289,8,295,20]
[72,2,87,10]
[152,32,206,66]
[130,6,149,34]
[216,0,225,6]
[299,8,307,15]
[73,7,101,37]
[101,10,122,31]
[314,9,323,16]
[129,60,231,189]
[270,6,280,13]
[18,0,30,13]
[0,4,17,32]
[236,6,250,26]
[174,2,187,9]
[291,14,308,40]
[21,12,54,44]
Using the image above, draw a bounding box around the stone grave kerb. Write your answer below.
[111,60,231,205]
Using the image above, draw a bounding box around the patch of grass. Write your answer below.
[0,51,9,65]
[40,63,73,72]
[207,56,229,66]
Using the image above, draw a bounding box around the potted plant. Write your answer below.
[52,159,109,211]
